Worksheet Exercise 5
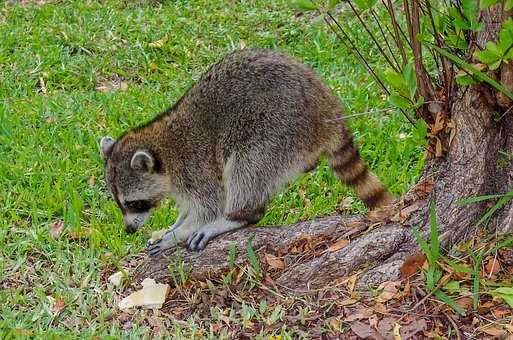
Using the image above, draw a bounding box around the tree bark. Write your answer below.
[132,6,513,290]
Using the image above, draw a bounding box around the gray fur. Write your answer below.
[101,48,393,254]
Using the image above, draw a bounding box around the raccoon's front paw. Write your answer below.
[186,227,217,251]
[146,230,180,256]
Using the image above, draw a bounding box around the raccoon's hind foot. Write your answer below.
[186,218,245,251]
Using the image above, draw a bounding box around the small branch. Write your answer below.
[382,0,408,65]
[347,1,400,72]
[369,7,401,69]
[323,12,416,125]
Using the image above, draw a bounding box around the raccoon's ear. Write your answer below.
[100,136,116,160]
[131,150,154,172]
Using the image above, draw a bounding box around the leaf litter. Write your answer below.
[99,229,513,338]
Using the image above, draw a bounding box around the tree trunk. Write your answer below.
[132,7,513,290]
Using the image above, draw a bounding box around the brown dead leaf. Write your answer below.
[374,302,387,314]
[88,175,95,188]
[345,220,366,228]
[414,179,435,199]
[351,321,380,339]
[96,76,128,93]
[456,297,473,311]
[368,208,390,222]
[484,256,501,277]
[376,281,400,303]
[344,307,373,322]
[400,253,426,278]
[50,220,64,238]
[435,137,443,157]
[264,253,285,270]
[482,326,506,337]
[401,319,428,339]
[491,307,511,318]
[327,238,349,252]
[53,296,66,314]
[343,274,358,292]
[329,318,341,332]
[339,298,359,306]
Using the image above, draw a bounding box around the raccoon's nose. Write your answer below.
[125,223,138,234]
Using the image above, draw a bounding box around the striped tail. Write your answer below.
[330,138,394,209]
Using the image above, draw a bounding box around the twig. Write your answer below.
[382,0,407,65]
[347,0,400,72]
[442,311,462,340]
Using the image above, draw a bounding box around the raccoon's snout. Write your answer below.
[123,212,150,234]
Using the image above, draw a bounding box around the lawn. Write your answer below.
[0,0,424,337]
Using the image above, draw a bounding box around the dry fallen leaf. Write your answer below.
[393,323,402,340]
[264,253,285,270]
[53,296,66,315]
[339,298,359,306]
[376,281,400,303]
[400,253,426,278]
[108,270,128,287]
[118,278,169,310]
[96,76,128,93]
[343,274,358,292]
[148,36,168,48]
[482,326,506,337]
[239,39,246,49]
[344,308,373,322]
[484,256,501,277]
[50,220,64,238]
[328,238,349,252]
[149,229,167,244]
[88,175,95,188]
[456,297,473,311]
[351,321,376,338]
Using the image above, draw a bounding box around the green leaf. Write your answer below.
[402,63,417,98]
[426,266,442,290]
[434,290,466,316]
[444,258,473,274]
[412,119,428,142]
[490,287,513,308]
[506,0,513,10]
[462,0,478,24]
[474,189,513,227]
[429,202,440,263]
[246,234,261,277]
[353,0,377,10]
[455,74,476,86]
[474,42,501,65]
[388,94,412,110]
[456,193,507,205]
[480,0,499,8]
[430,44,513,101]
[327,0,339,10]
[292,0,318,11]
[412,227,432,263]
[443,280,461,294]
[384,69,408,95]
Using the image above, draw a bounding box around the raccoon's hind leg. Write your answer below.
[328,135,394,209]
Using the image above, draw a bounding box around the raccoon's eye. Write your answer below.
[125,200,152,212]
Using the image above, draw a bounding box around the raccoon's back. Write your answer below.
[175,49,341,157]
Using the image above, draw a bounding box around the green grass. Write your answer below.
[0,0,423,337]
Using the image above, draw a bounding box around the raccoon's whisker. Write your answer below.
[325,108,393,122]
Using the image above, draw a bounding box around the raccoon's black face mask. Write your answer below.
[100,136,169,234]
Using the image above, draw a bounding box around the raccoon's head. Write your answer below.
[100,136,170,234]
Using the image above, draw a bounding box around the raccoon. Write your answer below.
[100,48,394,255]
